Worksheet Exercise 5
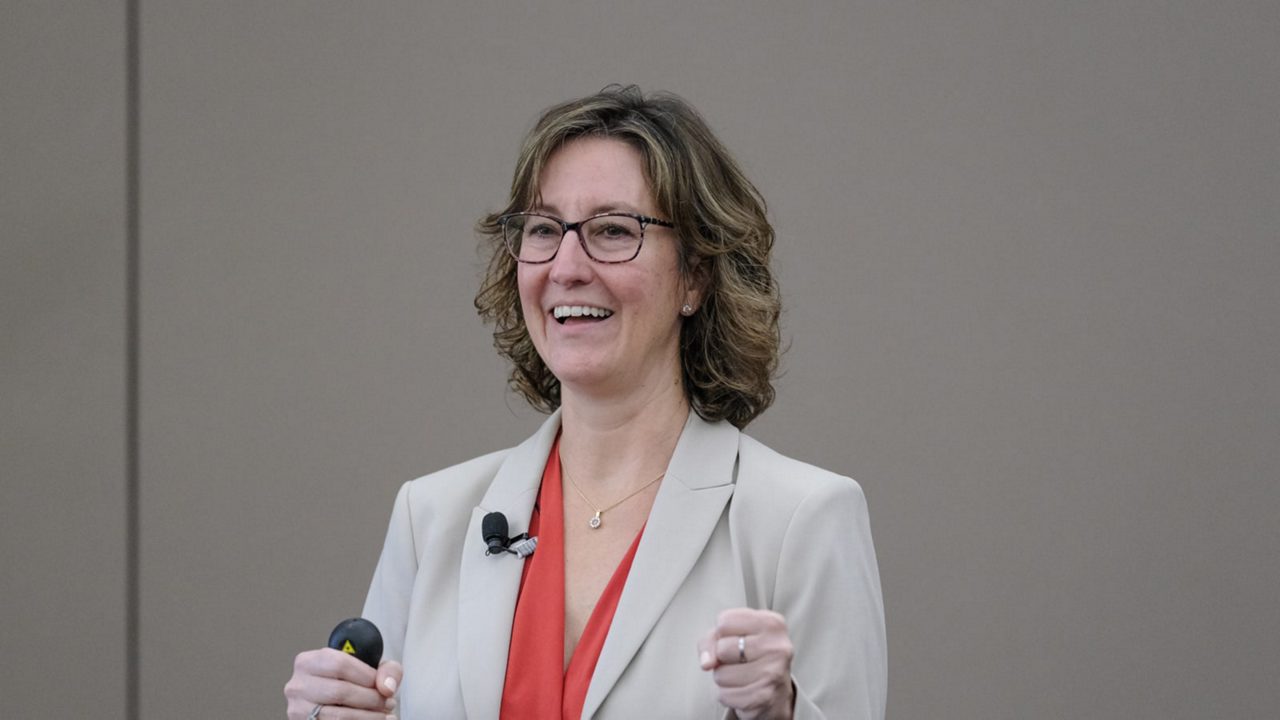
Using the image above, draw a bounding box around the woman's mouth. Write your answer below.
[553,305,614,325]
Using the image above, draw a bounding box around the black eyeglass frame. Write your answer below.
[498,211,676,264]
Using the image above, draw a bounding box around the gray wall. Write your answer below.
[2,1,129,717]
[3,2,1277,718]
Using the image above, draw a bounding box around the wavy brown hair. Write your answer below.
[474,85,780,428]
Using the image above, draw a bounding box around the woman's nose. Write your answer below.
[548,229,594,284]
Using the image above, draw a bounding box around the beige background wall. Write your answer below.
[2,1,130,716]
[4,2,1277,718]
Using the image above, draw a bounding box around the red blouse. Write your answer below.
[500,440,645,720]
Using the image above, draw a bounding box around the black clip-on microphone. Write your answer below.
[482,511,538,558]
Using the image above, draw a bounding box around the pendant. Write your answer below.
[589,511,602,529]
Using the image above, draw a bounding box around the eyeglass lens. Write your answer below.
[504,214,645,262]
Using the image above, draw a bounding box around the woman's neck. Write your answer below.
[557,376,690,498]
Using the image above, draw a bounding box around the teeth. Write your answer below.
[553,305,614,319]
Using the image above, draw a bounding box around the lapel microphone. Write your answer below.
[482,511,538,558]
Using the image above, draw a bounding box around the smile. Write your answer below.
[553,305,614,324]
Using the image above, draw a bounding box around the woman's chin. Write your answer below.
[554,368,615,394]
[550,360,631,397]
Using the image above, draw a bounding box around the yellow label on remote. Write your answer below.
[342,640,356,655]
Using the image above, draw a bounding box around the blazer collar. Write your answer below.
[454,409,741,720]
[580,412,740,719]
[457,409,562,720]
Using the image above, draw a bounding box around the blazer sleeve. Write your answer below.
[775,477,887,720]
[362,480,418,664]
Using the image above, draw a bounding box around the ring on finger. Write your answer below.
[738,635,747,663]
[307,704,324,720]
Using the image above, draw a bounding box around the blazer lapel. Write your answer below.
[457,411,561,720]
[580,413,740,719]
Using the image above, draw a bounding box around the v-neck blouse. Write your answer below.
[499,439,645,720]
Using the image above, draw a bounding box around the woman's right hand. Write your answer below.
[284,648,403,719]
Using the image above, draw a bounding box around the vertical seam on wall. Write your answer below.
[125,0,140,718]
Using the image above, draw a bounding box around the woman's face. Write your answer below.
[518,137,693,400]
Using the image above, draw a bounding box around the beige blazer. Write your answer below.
[363,410,886,719]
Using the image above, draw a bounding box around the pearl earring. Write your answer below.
[681,303,694,316]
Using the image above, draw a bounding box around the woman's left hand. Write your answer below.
[698,608,795,720]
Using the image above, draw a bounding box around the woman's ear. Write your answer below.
[682,256,710,313]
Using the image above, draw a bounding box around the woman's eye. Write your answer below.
[597,223,636,239]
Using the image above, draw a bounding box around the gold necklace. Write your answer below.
[562,462,665,529]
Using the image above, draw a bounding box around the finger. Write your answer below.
[376,660,403,698]
[697,628,719,670]
[713,632,761,666]
[715,607,786,636]
[715,679,773,715]
[286,663,382,715]
[714,667,795,716]
[290,694,395,720]
[719,631,795,668]
[711,660,759,689]
[309,676,390,711]
[376,661,403,697]
[298,648,380,687]
[312,705,398,720]
[285,652,394,719]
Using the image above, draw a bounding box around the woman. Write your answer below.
[285,86,886,720]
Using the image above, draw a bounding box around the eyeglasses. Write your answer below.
[498,211,675,264]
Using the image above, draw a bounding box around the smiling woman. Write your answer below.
[285,86,886,720]
[508,137,693,405]
[476,87,783,429]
